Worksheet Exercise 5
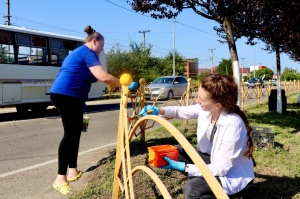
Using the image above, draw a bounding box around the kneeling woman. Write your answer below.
[139,74,255,198]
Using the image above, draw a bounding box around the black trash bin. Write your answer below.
[268,89,286,113]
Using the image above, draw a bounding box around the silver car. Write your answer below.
[145,76,188,99]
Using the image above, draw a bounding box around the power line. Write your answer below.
[104,0,217,37]
[3,0,235,61]
[176,21,217,36]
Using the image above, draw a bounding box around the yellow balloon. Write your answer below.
[120,73,133,86]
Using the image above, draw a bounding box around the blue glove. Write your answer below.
[129,82,138,91]
[138,105,159,116]
[160,156,185,172]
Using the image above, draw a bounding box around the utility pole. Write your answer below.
[5,0,11,25]
[138,30,150,51]
[254,41,256,78]
[240,58,246,80]
[208,48,216,73]
[256,62,263,77]
[116,42,120,53]
[173,18,176,76]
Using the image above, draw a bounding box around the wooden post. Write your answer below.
[184,78,191,125]
[241,79,245,110]
[256,79,261,105]
[139,78,146,142]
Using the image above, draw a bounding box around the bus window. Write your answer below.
[32,36,47,47]
[50,50,59,66]
[49,39,74,66]
[75,42,83,48]
[17,46,47,65]
[30,47,47,64]
[18,46,30,64]
[49,38,62,49]
[0,30,13,44]
[16,34,48,65]
[0,31,15,63]
[50,39,63,66]
[63,40,74,50]
[31,36,47,64]
[0,44,15,63]
[16,34,31,46]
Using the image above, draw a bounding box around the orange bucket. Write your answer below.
[148,145,179,167]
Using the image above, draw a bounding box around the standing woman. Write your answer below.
[139,74,255,198]
[50,25,121,195]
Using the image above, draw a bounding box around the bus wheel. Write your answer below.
[29,104,48,112]
[16,104,29,113]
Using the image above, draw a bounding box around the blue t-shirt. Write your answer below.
[50,45,99,101]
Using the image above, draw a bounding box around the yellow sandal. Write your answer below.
[67,171,83,182]
[53,182,71,195]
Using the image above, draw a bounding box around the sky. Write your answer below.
[1,0,299,72]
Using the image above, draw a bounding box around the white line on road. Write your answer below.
[0,142,116,178]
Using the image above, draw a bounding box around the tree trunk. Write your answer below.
[275,45,282,113]
[222,16,241,106]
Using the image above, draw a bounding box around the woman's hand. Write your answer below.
[138,105,159,116]
[160,156,185,172]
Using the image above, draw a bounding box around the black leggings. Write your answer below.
[50,94,83,175]
[176,145,253,199]
[175,145,222,199]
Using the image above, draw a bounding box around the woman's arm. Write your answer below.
[163,104,201,119]
[89,65,121,87]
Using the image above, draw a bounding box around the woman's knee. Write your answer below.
[182,177,216,199]
[182,183,194,199]
[182,178,202,198]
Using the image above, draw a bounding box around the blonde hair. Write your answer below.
[84,25,104,43]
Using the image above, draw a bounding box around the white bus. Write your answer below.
[0,24,107,113]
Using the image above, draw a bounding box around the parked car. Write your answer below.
[247,77,265,88]
[271,79,277,86]
[145,76,188,99]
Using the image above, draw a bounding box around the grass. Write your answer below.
[70,92,300,199]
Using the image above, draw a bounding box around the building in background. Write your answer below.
[185,58,198,77]
[198,65,218,74]
[240,67,250,79]
[198,68,211,74]
[250,65,267,72]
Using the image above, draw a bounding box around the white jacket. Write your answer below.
[163,104,255,195]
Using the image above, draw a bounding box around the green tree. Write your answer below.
[126,0,258,86]
[216,58,233,76]
[106,41,188,83]
[159,51,186,76]
[229,1,300,83]
[0,46,14,63]
[255,68,274,80]
[106,42,161,82]
[195,72,210,82]
[281,67,297,81]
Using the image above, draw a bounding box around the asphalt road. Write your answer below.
[0,99,129,199]
[0,92,268,199]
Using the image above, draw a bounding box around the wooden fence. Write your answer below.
[112,78,228,199]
